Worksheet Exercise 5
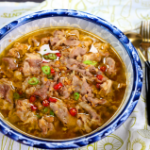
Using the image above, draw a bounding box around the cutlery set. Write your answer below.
[125,21,150,125]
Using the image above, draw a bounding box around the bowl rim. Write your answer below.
[0,9,143,149]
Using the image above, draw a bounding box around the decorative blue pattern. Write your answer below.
[0,9,143,149]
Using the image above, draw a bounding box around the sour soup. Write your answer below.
[0,28,126,139]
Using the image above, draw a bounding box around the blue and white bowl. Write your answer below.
[0,9,143,149]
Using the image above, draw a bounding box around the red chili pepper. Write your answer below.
[53,82,63,90]
[31,105,38,111]
[100,66,106,72]
[48,97,57,103]
[56,53,61,57]
[96,74,103,80]
[45,53,50,55]
[69,108,77,116]
[42,99,50,107]
[96,83,101,89]
[51,68,55,74]
[18,91,23,95]
[29,95,36,103]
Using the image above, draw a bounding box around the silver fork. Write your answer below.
[140,21,150,125]
[140,21,150,60]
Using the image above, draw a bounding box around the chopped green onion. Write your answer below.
[73,92,80,100]
[48,53,57,60]
[44,49,47,51]
[43,55,49,59]
[28,77,39,85]
[13,92,20,100]
[50,110,54,116]
[36,114,41,119]
[42,66,50,75]
[83,60,97,66]
[43,107,48,113]
[47,74,53,79]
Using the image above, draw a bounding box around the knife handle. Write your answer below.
[145,61,150,125]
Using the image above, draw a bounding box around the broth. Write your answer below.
[0,27,126,139]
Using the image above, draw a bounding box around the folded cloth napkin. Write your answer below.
[0,0,150,150]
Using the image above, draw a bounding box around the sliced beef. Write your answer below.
[65,30,80,46]
[105,57,116,76]
[75,105,84,113]
[86,97,106,107]
[22,53,42,76]
[50,100,69,126]
[39,116,55,135]
[88,65,98,74]
[0,83,5,99]
[50,30,66,48]
[54,72,60,82]
[34,80,50,100]
[69,47,86,58]
[2,57,17,70]
[59,86,70,99]
[7,42,29,58]
[67,58,83,66]
[83,52,101,62]
[25,53,42,67]
[54,30,65,37]
[22,61,31,76]
[16,99,33,121]
[5,85,13,103]
[67,64,85,75]
[66,58,97,80]
[66,58,86,75]
[30,66,42,75]
[7,48,20,58]
[77,113,92,133]
[79,102,101,126]
[72,76,82,92]
[100,79,113,95]
[65,36,80,47]
[0,83,13,103]
[41,37,50,45]
[81,78,93,96]
[29,37,40,47]
[48,81,57,96]
[50,30,80,48]
[85,69,93,77]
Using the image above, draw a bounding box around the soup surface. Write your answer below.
[0,28,126,139]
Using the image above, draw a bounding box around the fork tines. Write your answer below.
[140,21,150,60]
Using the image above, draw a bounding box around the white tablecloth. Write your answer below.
[0,0,150,150]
